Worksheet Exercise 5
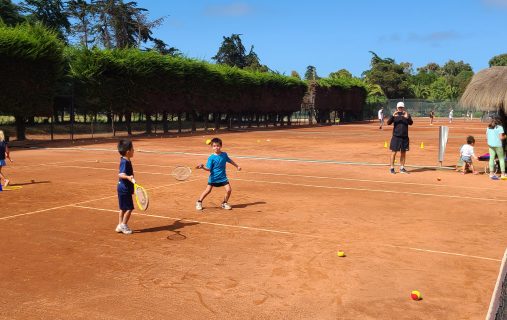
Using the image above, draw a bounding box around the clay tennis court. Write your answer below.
[1,118,506,319]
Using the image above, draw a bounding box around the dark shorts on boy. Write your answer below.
[390,136,410,152]
[118,193,134,211]
[0,160,6,166]
[208,181,229,187]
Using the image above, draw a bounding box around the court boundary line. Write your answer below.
[20,146,455,170]
[0,178,200,221]
[230,178,507,202]
[15,163,504,202]
[71,204,502,262]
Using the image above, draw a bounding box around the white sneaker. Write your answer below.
[115,224,122,233]
[121,224,133,234]
[221,202,232,210]
[196,201,203,211]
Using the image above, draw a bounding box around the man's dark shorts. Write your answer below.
[390,136,410,151]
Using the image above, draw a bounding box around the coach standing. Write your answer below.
[387,102,413,174]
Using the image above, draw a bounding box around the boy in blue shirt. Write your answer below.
[196,138,241,210]
[116,139,135,234]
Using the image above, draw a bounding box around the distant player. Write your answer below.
[196,138,241,211]
[378,107,384,129]
[116,139,135,234]
[429,110,435,125]
[0,130,12,187]
[387,102,413,174]
[449,109,454,123]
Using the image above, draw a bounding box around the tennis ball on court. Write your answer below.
[411,290,422,301]
[206,139,212,145]
[337,251,346,257]
[437,177,441,181]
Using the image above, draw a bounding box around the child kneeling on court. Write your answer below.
[459,136,478,175]
[196,138,241,211]
[116,139,135,234]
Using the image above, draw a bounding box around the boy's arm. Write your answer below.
[119,173,134,182]
[196,164,211,171]
[228,159,241,171]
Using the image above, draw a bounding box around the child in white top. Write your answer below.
[460,135,478,175]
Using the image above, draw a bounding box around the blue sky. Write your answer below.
[133,0,507,77]
[16,0,507,76]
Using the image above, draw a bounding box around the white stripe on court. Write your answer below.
[230,178,507,202]
[71,204,502,262]
[0,179,200,221]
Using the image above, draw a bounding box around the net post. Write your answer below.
[486,248,507,320]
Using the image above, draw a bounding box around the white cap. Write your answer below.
[396,102,405,108]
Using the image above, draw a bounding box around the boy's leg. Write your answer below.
[198,185,213,202]
[118,210,125,225]
[223,184,232,203]
[122,210,132,225]
[400,151,406,167]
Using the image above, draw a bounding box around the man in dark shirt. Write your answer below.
[387,102,413,174]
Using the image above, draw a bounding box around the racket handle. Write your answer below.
[131,178,136,184]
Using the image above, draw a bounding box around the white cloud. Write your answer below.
[204,2,254,17]
[482,0,507,7]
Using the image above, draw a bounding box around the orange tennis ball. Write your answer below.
[205,139,212,145]
[411,290,421,300]
[337,251,346,257]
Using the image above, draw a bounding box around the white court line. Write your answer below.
[20,146,455,170]
[230,178,507,202]
[0,179,200,221]
[20,163,503,201]
[71,204,501,262]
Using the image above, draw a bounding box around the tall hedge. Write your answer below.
[0,22,64,139]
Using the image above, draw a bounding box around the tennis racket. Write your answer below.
[172,166,192,181]
[132,178,149,211]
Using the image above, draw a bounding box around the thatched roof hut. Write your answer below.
[460,66,507,111]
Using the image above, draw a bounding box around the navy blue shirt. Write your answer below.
[0,141,6,160]
[206,152,231,183]
[387,113,413,137]
[117,157,134,194]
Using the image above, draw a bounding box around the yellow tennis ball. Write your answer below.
[411,290,422,300]
[337,251,346,257]
[205,139,212,145]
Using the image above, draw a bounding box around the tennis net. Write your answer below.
[487,249,507,320]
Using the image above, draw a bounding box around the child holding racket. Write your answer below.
[196,137,241,210]
[116,139,135,234]
[0,130,12,187]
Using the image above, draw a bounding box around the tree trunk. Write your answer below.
[191,111,197,132]
[214,113,220,130]
[145,112,153,134]
[162,111,169,133]
[125,112,132,135]
[177,113,182,133]
[15,115,26,141]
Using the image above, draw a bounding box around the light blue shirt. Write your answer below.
[486,125,505,148]
[206,152,231,183]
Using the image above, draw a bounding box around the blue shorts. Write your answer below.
[461,156,472,163]
[118,193,134,211]
[208,181,229,187]
[0,160,6,167]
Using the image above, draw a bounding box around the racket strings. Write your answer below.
[172,166,192,181]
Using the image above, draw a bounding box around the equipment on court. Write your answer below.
[2,185,22,191]
[411,290,422,301]
[132,179,149,211]
[420,142,424,149]
[172,166,192,181]
[486,249,506,320]
[438,126,449,166]
[206,139,212,145]
[337,251,346,257]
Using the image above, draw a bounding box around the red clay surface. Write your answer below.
[1,118,506,319]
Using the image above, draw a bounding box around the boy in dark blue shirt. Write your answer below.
[116,139,135,234]
[196,138,241,211]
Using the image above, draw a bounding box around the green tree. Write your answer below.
[151,38,180,56]
[362,51,412,99]
[304,65,319,81]
[417,62,440,74]
[329,69,352,79]
[489,53,507,66]
[290,70,301,79]
[20,0,70,40]
[213,33,247,68]
[440,60,472,77]
[0,0,25,26]
[66,0,94,48]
